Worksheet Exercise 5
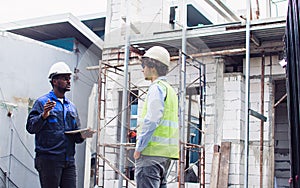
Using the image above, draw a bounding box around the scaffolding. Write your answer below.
[92,46,206,187]
[83,2,288,187]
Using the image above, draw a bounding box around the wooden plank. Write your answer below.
[214,144,220,152]
[218,142,231,188]
[210,152,221,188]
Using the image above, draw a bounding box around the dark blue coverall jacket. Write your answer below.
[26,90,84,161]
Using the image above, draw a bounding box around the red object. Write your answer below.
[128,131,137,138]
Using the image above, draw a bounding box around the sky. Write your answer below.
[0,0,287,25]
[0,0,107,24]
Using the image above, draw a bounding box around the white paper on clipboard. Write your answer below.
[65,128,90,134]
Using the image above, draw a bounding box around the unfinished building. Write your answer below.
[90,0,288,187]
[0,0,290,187]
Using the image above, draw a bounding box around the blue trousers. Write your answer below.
[34,157,77,188]
[135,155,171,188]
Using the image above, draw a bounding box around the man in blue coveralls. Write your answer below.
[26,61,95,188]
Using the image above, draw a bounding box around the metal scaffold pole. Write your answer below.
[244,0,251,187]
[118,0,131,187]
[179,0,187,187]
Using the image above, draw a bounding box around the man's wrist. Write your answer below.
[41,112,48,120]
[134,151,141,159]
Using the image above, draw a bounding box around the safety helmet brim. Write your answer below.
[143,46,170,67]
[48,62,72,79]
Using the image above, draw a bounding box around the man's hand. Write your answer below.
[42,99,56,119]
[80,128,96,139]
[134,151,141,159]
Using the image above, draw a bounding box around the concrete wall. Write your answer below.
[104,0,184,48]
[0,31,100,188]
[99,48,286,188]
[104,54,285,188]
[101,1,288,187]
[204,55,285,187]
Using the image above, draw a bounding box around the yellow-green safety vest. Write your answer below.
[139,80,179,159]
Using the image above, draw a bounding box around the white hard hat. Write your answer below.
[143,46,170,67]
[48,61,72,79]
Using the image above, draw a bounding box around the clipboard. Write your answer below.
[65,128,90,134]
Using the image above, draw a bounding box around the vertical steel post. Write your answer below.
[244,0,251,187]
[118,0,130,187]
[6,127,13,188]
[260,53,265,188]
[179,0,187,187]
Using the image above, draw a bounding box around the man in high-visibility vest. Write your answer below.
[134,46,179,188]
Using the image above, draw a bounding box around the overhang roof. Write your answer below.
[0,13,105,54]
[130,17,286,58]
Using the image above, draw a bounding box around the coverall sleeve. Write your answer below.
[26,100,46,134]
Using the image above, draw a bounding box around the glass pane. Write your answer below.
[131,104,138,115]
[130,118,137,128]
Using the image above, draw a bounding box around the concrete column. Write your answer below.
[214,56,225,144]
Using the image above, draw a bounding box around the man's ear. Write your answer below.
[51,79,58,86]
[151,67,158,75]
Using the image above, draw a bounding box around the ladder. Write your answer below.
[95,60,107,188]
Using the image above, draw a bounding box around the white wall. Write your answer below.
[0,31,100,188]
[204,55,285,187]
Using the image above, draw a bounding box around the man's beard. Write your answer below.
[58,86,70,93]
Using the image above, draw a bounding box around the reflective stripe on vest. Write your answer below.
[139,80,179,159]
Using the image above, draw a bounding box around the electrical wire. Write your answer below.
[8,118,34,159]
[77,78,94,88]
[9,154,38,176]
[76,49,99,82]
[0,173,19,188]
[0,155,10,159]
[77,71,98,84]
[0,86,35,184]
[0,177,5,187]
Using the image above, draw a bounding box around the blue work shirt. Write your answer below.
[26,90,84,161]
[135,77,167,152]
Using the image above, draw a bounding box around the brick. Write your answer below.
[224,99,242,110]
[223,129,241,140]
